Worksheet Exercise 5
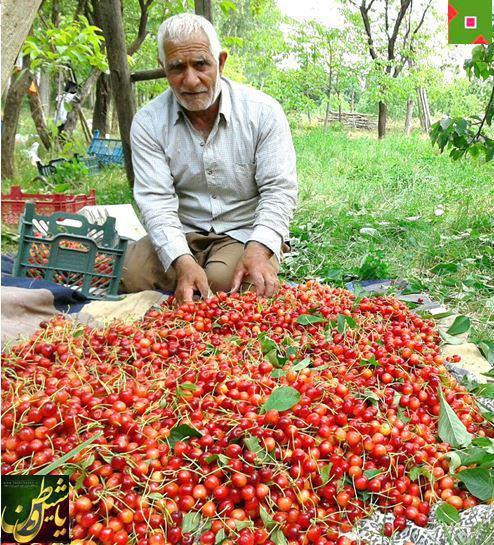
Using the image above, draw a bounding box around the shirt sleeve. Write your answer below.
[247,100,298,261]
[131,112,192,271]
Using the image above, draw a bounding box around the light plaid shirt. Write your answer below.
[131,77,298,271]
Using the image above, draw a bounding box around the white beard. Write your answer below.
[174,76,222,112]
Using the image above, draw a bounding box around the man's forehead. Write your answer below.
[164,33,212,58]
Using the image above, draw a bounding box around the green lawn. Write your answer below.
[3,125,494,342]
[287,126,494,343]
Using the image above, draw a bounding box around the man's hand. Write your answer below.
[173,255,211,304]
[231,242,279,297]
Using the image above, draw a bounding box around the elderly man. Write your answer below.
[121,13,297,304]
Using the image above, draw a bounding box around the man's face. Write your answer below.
[163,33,226,112]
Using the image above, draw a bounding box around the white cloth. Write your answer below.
[131,77,298,271]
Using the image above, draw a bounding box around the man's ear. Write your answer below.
[218,51,228,74]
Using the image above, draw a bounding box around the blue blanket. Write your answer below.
[2,255,88,313]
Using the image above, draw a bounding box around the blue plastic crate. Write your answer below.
[87,130,124,166]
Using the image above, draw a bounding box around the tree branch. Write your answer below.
[474,83,494,142]
[130,67,165,82]
[388,0,412,61]
[360,4,378,60]
[384,0,390,40]
[127,0,154,56]
[412,0,433,40]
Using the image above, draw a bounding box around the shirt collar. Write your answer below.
[171,77,231,126]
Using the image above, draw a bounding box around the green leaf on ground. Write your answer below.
[446,315,471,336]
[439,330,464,345]
[478,341,494,365]
[435,502,460,524]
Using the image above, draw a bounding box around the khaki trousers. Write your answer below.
[120,232,282,294]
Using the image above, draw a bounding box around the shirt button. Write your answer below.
[200,142,205,147]
[207,170,213,175]
[212,194,217,199]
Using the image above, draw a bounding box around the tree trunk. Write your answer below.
[63,69,101,134]
[38,71,51,118]
[378,101,387,139]
[1,0,43,93]
[404,98,414,136]
[97,0,136,184]
[92,72,110,135]
[27,79,52,150]
[1,60,31,179]
[194,0,213,23]
[417,87,431,133]
[323,70,332,130]
[110,97,119,135]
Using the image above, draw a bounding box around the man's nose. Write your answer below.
[182,67,201,89]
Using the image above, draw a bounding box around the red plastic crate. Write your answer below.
[1,186,96,226]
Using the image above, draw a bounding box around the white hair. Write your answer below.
[157,13,222,65]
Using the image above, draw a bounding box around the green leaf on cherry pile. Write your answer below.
[176,382,197,396]
[438,387,473,448]
[262,386,301,413]
[363,469,382,480]
[409,466,431,481]
[446,315,471,336]
[259,505,276,529]
[456,468,494,501]
[215,528,226,544]
[36,431,102,475]
[295,313,326,325]
[271,528,288,545]
[319,464,332,485]
[360,355,380,367]
[435,502,460,525]
[244,435,270,463]
[181,512,202,533]
[258,333,278,354]
[290,357,311,371]
[271,368,287,378]
[168,423,202,447]
[337,314,356,334]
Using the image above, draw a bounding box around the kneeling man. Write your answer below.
[121,13,297,304]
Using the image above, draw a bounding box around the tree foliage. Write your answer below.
[431,42,494,162]
[22,15,107,74]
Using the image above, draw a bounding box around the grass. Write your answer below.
[3,124,494,343]
[286,126,494,343]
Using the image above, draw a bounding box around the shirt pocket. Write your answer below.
[232,162,258,199]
